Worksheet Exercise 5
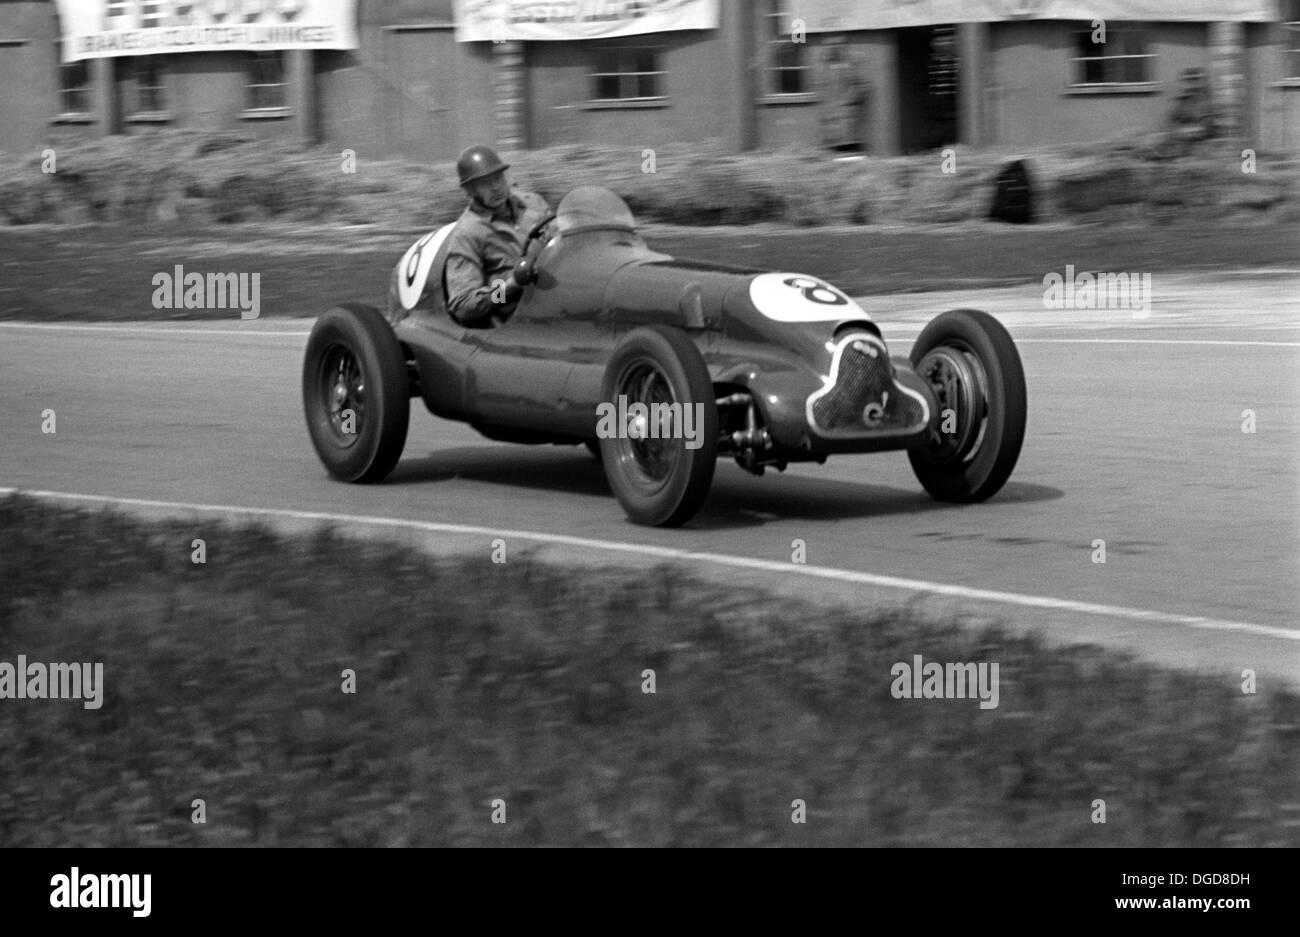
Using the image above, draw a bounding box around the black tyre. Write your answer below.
[907,309,1026,502]
[599,326,718,527]
[303,303,410,483]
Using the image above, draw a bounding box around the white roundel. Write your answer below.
[748,272,866,322]
[396,223,456,311]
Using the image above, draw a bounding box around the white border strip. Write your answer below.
[3,321,1296,348]
[3,487,1295,644]
[0,322,310,337]
[1011,338,1300,348]
[884,335,1300,348]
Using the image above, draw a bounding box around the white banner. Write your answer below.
[787,0,1278,31]
[454,0,719,42]
[53,0,359,63]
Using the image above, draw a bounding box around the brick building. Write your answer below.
[0,0,1296,159]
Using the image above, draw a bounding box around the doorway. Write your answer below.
[897,24,958,153]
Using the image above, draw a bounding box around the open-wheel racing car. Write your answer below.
[302,186,1027,527]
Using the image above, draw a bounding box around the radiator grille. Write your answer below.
[809,337,927,434]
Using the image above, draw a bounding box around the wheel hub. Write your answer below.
[614,359,680,489]
[917,344,988,464]
[319,345,366,445]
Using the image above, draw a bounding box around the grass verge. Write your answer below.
[2,219,1297,321]
[1,494,1296,846]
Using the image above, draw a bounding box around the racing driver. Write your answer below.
[445,144,553,327]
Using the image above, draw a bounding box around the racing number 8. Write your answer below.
[404,230,438,288]
[782,276,847,306]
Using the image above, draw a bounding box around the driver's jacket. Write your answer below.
[445,188,552,326]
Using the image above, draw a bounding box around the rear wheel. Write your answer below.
[303,303,410,482]
[907,309,1026,502]
[599,326,718,527]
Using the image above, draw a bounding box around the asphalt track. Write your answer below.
[2,270,1298,685]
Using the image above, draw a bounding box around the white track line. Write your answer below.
[0,322,309,337]
[3,487,1295,644]
[1012,338,1300,348]
[3,321,1298,348]
[885,336,1300,348]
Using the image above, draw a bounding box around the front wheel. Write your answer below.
[302,303,410,483]
[907,309,1026,502]
[599,326,718,527]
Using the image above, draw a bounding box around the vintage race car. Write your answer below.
[302,186,1027,527]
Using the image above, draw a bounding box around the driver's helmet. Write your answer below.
[456,145,510,186]
[555,186,636,235]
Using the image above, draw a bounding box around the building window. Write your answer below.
[56,46,92,117]
[245,51,288,111]
[588,46,664,102]
[1285,0,1300,79]
[1071,23,1155,86]
[763,2,810,96]
[129,56,168,115]
[138,0,165,28]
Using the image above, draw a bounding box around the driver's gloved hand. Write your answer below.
[512,256,536,286]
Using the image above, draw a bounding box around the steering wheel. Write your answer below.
[514,214,556,286]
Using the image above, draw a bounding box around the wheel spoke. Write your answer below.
[616,362,681,486]
[918,343,987,465]
[319,345,369,445]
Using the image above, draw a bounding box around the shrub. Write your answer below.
[1,130,1295,228]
